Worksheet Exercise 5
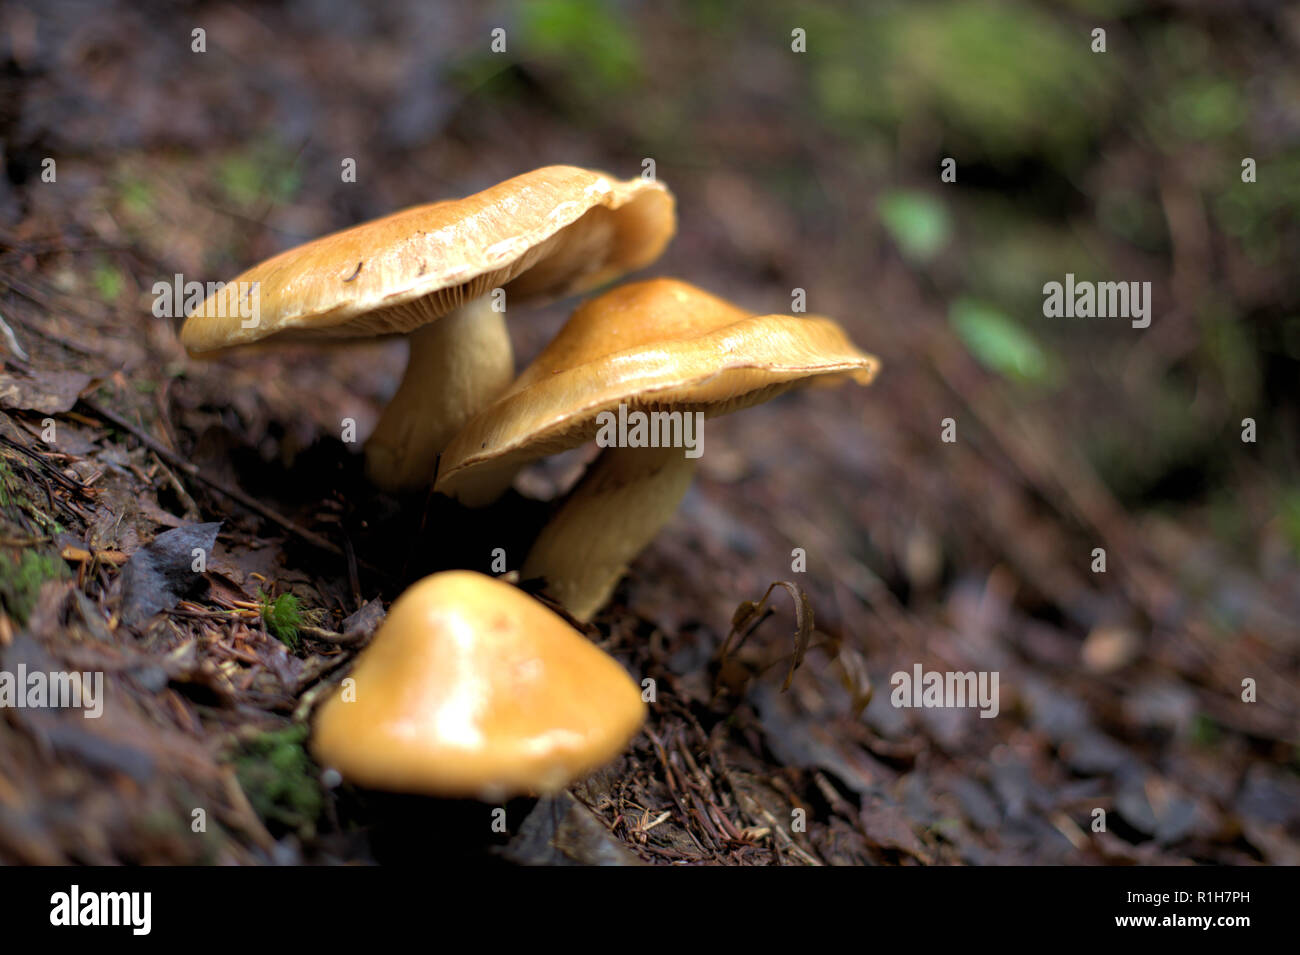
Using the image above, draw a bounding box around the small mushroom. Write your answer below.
[435,278,879,621]
[180,166,675,491]
[310,570,645,800]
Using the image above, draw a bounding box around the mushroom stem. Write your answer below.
[364,296,513,491]
[522,444,698,621]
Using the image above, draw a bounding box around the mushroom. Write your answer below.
[180,166,675,491]
[435,278,879,621]
[310,570,645,800]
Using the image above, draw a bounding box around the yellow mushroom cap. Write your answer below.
[310,570,646,799]
[178,166,675,352]
[435,277,880,501]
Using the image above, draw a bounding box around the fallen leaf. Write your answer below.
[0,369,93,414]
[117,522,222,626]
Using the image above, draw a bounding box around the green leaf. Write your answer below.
[877,190,951,263]
[949,298,1053,384]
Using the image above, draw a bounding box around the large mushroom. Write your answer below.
[180,166,675,491]
[311,570,645,800]
[435,278,879,621]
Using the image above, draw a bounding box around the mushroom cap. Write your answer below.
[310,570,646,798]
[179,166,675,353]
[435,278,879,499]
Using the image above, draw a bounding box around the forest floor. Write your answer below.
[0,0,1297,865]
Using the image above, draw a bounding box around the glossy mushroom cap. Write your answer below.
[310,571,646,800]
[179,166,675,351]
[435,277,879,504]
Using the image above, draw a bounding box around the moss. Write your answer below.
[1190,713,1222,748]
[118,177,154,216]
[0,459,70,620]
[520,0,641,92]
[1150,75,1244,144]
[230,725,324,837]
[217,141,301,209]
[0,458,63,536]
[91,261,126,303]
[809,1,1117,162]
[259,590,304,649]
[0,550,70,624]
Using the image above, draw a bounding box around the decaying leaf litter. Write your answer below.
[1,1,1297,865]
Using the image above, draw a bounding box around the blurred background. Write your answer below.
[0,0,1297,865]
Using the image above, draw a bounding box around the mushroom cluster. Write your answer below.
[181,166,675,491]
[185,166,877,799]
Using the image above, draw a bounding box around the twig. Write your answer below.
[149,450,201,519]
[716,580,814,692]
[342,533,361,610]
[297,624,370,647]
[645,727,711,858]
[78,396,356,565]
[0,279,99,354]
[0,433,90,495]
[0,308,28,360]
[170,607,256,621]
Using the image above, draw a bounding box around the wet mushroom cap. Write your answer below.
[310,570,646,798]
[178,166,675,352]
[435,277,880,501]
